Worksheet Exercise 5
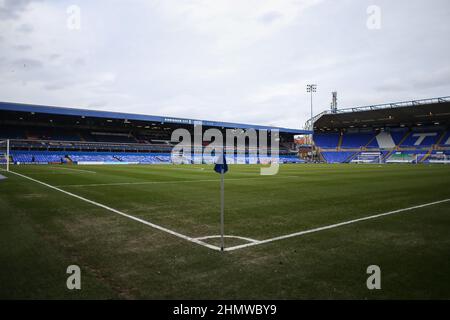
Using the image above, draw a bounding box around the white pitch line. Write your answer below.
[195,235,260,243]
[6,168,447,253]
[5,170,222,252]
[156,167,209,172]
[56,176,299,188]
[224,198,450,251]
[46,166,97,174]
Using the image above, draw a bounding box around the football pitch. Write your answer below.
[1,163,450,299]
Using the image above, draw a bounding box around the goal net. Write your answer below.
[0,140,10,171]
[351,152,383,164]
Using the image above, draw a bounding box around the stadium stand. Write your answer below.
[390,129,409,146]
[2,97,449,166]
[12,151,66,164]
[400,132,440,147]
[312,133,340,149]
[341,132,375,148]
[321,151,355,163]
[7,151,303,165]
[375,131,396,149]
[0,101,307,165]
[444,131,450,145]
[68,153,119,163]
[312,96,450,163]
[114,154,171,164]
[0,126,27,139]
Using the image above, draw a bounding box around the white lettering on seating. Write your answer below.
[412,133,437,146]
[375,132,395,149]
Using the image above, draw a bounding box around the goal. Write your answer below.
[0,139,10,171]
[351,152,383,164]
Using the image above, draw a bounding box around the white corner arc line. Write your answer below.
[6,170,221,252]
[224,198,450,251]
[195,235,260,243]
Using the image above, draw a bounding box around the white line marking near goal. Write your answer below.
[55,176,299,188]
[6,170,222,252]
[224,198,450,251]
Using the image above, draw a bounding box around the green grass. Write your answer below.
[0,163,450,299]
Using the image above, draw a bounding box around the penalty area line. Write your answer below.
[224,198,450,252]
[6,170,222,252]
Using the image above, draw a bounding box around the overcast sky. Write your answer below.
[0,0,449,129]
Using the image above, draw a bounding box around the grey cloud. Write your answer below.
[74,58,86,66]
[14,44,32,51]
[16,23,34,33]
[13,58,43,69]
[87,101,109,109]
[48,54,61,61]
[0,0,38,20]
[411,69,450,90]
[44,83,66,91]
[376,68,450,93]
[375,80,407,93]
[259,11,283,25]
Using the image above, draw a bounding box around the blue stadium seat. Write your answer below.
[341,133,375,148]
[313,133,340,148]
[321,152,355,163]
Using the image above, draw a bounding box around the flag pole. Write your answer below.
[215,148,227,252]
[220,167,225,251]
[6,139,10,172]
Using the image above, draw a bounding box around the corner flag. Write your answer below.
[214,154,228,174]
[214,153,228,251]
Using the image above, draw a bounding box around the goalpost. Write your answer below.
[352,152,383,164]
[0,139,10,172]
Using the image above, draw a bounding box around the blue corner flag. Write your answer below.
[214,154,228,174]
[215,152,228,252]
